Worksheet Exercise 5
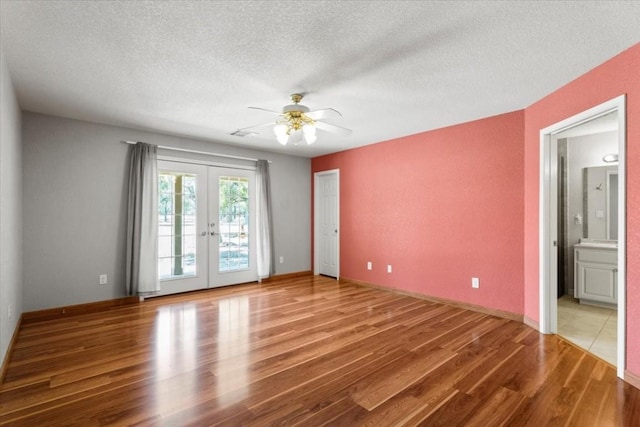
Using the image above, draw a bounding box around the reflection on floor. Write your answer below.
[558,295,617,366]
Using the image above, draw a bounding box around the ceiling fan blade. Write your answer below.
[314,121,352,137]
[248,106,283,115]
[306,108,342,120]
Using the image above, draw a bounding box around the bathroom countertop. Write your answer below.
[575,241,617,249]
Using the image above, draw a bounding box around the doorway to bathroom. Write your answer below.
[539,95,626,378]
[555,112,619,366]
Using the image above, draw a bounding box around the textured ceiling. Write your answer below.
[1,1,639,158]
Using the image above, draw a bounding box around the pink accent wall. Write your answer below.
[312,43,640,377]
[313,111,525,315]
[523,43,640,375]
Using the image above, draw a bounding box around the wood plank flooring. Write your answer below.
[1,275,639,426]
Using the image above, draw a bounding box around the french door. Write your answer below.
[157,160,256,295]
[209,167,257,286]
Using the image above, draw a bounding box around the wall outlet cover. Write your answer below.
[387,265,392,273]
[472,277,480,288]
[367,261,372,270]
[99,274,108,285]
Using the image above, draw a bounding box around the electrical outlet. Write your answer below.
[279,256,284,264]
[367,261,372,270]
[387,265,392,273]
[8,304,12,320]
[472,277,480,288]
[99,274,108,285]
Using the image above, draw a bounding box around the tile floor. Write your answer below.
[557,295,617,365]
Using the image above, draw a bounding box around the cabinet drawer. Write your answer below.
[575,249,617,264]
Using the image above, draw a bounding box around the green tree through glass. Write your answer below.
[220,178,248,222]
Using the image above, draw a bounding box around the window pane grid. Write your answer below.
[218,176,249,272]
[158,172,198,280]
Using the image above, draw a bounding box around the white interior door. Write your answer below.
[157,161,257,295]
[209,167,257,287]
[317,171,339,278]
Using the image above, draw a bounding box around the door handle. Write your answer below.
[200,231,207,236]
[210,231,218,236]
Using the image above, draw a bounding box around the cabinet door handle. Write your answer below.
[613,268,618,273]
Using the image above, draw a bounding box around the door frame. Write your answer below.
[313,169,340,278]
[538,95,626,378]
[157,156,258,293]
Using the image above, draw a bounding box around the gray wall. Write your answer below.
[22,112,310,311]
[0,49,23,366]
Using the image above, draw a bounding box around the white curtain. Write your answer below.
[256,160,274,278]
[126,142,160,295]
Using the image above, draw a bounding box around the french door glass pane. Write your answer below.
[158,172,197,280]
[218,176,250,272]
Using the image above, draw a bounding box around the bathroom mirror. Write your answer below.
[583,165,618,240]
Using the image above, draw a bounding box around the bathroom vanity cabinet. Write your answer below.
[574,243,617,306]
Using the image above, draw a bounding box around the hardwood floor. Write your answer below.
[1,275,639,426]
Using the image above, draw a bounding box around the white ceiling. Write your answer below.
[1,1,639,158]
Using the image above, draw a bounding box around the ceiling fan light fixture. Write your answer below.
[302,124,316,136]
[274,124,289,145]
[304,133,317,145]
[274,123,287,135]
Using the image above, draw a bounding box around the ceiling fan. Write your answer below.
[237,94,352,146]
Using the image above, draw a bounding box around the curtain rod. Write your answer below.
[123,140,271,163]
